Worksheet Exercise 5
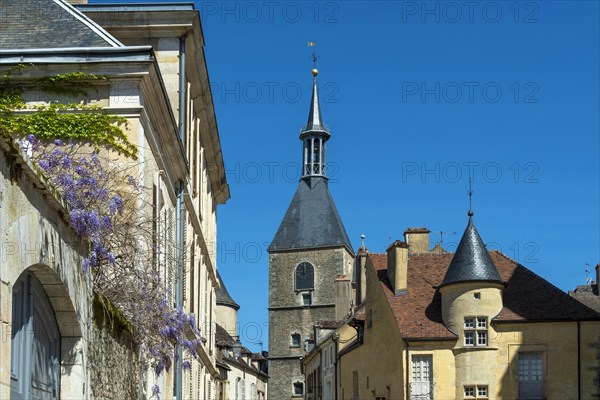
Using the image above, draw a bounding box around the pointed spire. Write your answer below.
[305,71,325,131]
[440,216,503,287]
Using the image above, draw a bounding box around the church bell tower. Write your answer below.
[267,64,355,400]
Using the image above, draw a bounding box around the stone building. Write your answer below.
[215,276,268,400]
[0,0,229,398]
[303,215,600,400]
[267,67,355,400]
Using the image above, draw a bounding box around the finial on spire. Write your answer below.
[308,41,318,76]
[360,234,365,250]
[467,177,474,218]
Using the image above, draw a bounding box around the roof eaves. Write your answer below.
[0,46,153,64]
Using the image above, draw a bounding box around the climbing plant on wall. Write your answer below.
[0,67,200,393]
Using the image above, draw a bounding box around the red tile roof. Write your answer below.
[368,251,600,341]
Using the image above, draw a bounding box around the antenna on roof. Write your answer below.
[432,230,456,248]
[258,340,263,353]
[585,263,592,285]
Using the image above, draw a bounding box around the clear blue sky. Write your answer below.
[92,0,599,353]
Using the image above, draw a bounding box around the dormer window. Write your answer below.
[295,262,314,291]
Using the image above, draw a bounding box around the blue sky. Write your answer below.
[93,0,599,353]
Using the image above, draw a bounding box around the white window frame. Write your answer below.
[411,355,433,400]
[464,316,488,347]
[463,385,488,399]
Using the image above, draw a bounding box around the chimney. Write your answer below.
[404,228,430,255]
[355,248,368,305]
[335,275,352,320]
[386,240,409,295]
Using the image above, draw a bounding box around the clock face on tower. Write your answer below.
[295,262,315,291]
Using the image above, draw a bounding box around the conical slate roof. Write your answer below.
[0,0,123,50]
[441,217,503,287]
[268,177,353,253]
[216,271,240,310]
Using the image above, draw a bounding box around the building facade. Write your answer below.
[304,217,600,400]
[215,275,268,400]
[0,0,229,398]
[267,68,355,400]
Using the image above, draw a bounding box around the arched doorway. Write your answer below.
[10,271,61,400]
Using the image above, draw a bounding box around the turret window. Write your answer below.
[464,385,488,398]
[464,317,488,347]
[295,262,315,291]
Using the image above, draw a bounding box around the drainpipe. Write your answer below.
[405,342,410,400]
[577,321,581,400]
[179,34,187,146]
[174,181,184,399]
[333,333,339,400]
[174,30,187,400]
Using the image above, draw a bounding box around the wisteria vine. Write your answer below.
[18,133,201,391]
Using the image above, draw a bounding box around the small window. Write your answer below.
[295,262,314,291]
[291,333,301,347]
[302,293,312,305]
[464,331,475,346]
[293,382,304,396]
[477,331,487,346]
[464,316,488,347]
[474,292,481,299]
[464,385,488,399]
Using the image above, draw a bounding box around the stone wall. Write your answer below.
[269,247,351,400]
[89,295,140,400]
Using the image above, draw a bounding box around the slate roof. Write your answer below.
[368,251,600,341]
[441,217,503,287]
[268,176,353,253]
[215,323,235,347]
[216,271,240,310]
[0,0,123,50]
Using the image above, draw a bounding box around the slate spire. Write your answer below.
[440,213,503,287]
[305,71,324,132]
[268,66,353,254]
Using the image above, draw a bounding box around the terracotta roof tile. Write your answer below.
[368,251,600,341]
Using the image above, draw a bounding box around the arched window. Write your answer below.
[295,262,314,291]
